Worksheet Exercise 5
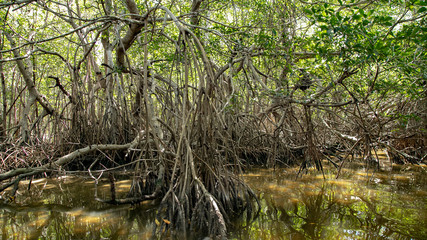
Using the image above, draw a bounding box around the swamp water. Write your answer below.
[1,162,426,239]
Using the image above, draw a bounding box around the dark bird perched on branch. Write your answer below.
[294,68,313,91]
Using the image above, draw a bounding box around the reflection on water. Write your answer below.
[233,163,427,240]
[1,163,426,239]
[0,176,156,239]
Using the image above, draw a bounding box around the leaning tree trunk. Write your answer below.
[5,33,60,144]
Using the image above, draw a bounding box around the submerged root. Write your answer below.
[155,168,260,239]
[190,192,227,238]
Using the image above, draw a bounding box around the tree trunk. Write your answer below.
[5,33,58,118]
[0,52,6,139]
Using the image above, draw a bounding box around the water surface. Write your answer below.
[235,163,427,239]
[1,176,157,239]
[1,162,426,239]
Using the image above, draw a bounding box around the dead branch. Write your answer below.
[0,134,142,188]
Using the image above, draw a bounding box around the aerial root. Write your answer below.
[153,169,260,239]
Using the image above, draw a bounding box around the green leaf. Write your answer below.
[384,16,393,21]
[384,21,393,26]
[311,6,317,13]
[418,6,427,13]
[304,8,312,14]
[420,0,427,6]
[336,12,342,21]
[319,25,328,30]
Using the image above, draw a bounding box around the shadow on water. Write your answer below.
[232,163,427,240]
[1,162,426,239]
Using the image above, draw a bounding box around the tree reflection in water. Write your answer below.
[233,164,427,240]
[0,164,426,239]
[0,177,157,239]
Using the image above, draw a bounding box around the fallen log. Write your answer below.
[0,134,141,190]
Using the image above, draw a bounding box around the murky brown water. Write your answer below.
[1,162,426,239]
[235,162,427,240]
[0,176,157,239]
